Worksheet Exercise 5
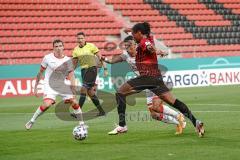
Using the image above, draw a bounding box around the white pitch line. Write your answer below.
[1,103,240,108]
[188,103,240,107]
[0,110,240,115]
[194,111,240,113]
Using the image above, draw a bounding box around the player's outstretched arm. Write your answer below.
[102,55,123,64]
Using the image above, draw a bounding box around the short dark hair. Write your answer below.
[124,35,134,42]
[53,39,64,47]
[77,32,85,36]
[132,22,151,37]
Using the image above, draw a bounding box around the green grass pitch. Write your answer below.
[0,85,240,160]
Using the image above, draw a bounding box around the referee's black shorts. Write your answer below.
[81,66,97,89]
[127,75,170,95]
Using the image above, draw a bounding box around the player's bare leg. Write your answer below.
[149,106,184,135]
[25,99,54,130]
[149,97,186,134]
[158,91,205,137]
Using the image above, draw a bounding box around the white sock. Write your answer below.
[73,107,82,114]
[162,105,179,118]
[161,114,179,125]
[30,106,45,122]
[73,107,84,125]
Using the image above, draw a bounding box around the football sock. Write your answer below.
[79,93,86,108]
[72,104,84,125]
[90,95,105,113]
[116,93,126,127]
[161,114,179,125]
[162,105,179,118]
[173,99,197,127]
[30,106,48,122]
[152,111,179,125]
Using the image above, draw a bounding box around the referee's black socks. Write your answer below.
[90,95,105,114]
[173,99,197,127]
[79,93,87,108]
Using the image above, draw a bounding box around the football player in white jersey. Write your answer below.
[102,36,186,135]
[25,39,84,130]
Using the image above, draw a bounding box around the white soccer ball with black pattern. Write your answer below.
[72,125,88,140]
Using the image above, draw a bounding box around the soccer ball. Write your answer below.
[72,125,88,141]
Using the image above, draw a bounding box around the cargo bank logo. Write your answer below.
[162,70,209,88]
[200,58,240,86]
[163,58,240,88]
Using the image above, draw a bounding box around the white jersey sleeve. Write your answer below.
[120,50,139,76]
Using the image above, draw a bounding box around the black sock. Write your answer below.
[90,95,105,113]
[116,93,126,127]
[173,99,197,127]
[79,93,86,108]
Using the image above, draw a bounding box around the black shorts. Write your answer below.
[81,66,97,89]
[127,75,170,95]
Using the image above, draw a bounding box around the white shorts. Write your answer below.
[145,90,159,107]
[43,84,74,103]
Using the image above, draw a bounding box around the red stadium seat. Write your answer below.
[0,0,91,4]
[223,3,240,10]
[165,39,207,47]
[121,10,160,16]
[155,33,193,40]
[113,4,152,10]
[1,22,122,30]
[215,0,240,3]
[178,9,216,15]
[0,16,116,23]
[195,20,231,26]
[186,15,223,21]
[0,4,98,10]
[172,44,240,53]
[182,51,240,58]
[152,27,185,34]
[106,0,144,4]
[162,0,200,4]
[130,16,168,22]
[169,3,206,9]
[149,21,177,27]
[0,10,106,17]
[232,9,240,14]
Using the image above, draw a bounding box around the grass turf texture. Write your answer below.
[0,85,240,160]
